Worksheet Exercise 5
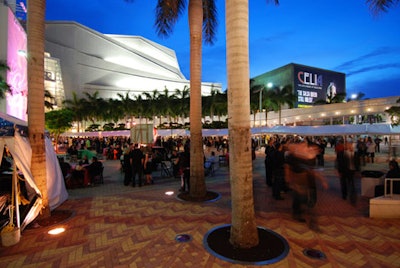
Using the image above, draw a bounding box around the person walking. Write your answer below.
[366,137,375,163]
[284,141,328,227]
[123,144,132,186]
[130,143,144,187]
[264,138,275,187]
[336,139,356,203]
[271,142,285,200]
[143,147,153,185]
[178,145,190,192]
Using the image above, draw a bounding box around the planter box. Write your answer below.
[370,195,400,218]
[1,227,20,247]
[361,170,385,197]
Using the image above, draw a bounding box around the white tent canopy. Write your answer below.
[60,123,400,139]
[0,112,68,230]
[251,124,400,136]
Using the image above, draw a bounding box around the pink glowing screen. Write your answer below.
[7,8,27,120]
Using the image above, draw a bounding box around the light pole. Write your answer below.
[259,89,262,126]
[253,88,263,126]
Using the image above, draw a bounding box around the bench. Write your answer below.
[369,178,400,218]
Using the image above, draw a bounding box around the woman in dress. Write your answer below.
[143,147,153,185]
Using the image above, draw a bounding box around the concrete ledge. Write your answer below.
[370,195,400,218]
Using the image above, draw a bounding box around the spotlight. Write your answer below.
[48,227,65,235]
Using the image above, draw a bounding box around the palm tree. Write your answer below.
[117,92,134,127]
[82,91,105,124]
[249,79,264,127]
[124,0,217,196]
[133,94,145,125]
[203,86,223,122]
[143,89,160,125]
[44,90,55,110]
[63,92,87,132]
[268,85,296,125]
[263,89,280,126]
[223,0,398,250]
[213,91,228,122]
[385,97,400,126]
[102,98,124,124]
[173,85,190,124]
[366,0,399,14]
[27,0,50,218]
[155,0,217,199]
[0,61,11,99]
[225,0,258,248]
[158,87,177,123]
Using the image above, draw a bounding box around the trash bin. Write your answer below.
[361,170,385,197]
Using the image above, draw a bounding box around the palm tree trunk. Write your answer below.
[188,0,206,198]
[226,0,258,248]
[278,108,282,125]
[27,0,50,218]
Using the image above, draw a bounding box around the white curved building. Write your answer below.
[44,21,222,101]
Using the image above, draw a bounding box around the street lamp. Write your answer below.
[253,87,263,126]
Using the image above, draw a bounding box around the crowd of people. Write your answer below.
[263,134,396,226]
[264,136,328,225]
[59,156,104,188]
[58,135,227,191]
[57,133,398,223]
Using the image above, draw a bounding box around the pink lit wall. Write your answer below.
[7,8,27,121]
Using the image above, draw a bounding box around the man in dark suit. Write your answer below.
[130,144,144,187]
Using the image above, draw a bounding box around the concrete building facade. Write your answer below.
[44,21,222,101]
[252,63,346,108]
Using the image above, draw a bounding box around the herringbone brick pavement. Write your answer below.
[0,147,399,267]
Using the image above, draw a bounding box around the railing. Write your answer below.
[384,178,400,198]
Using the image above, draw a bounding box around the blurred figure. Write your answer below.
[204,151,216,176]
[285,141,328,228]
[130,143,144,187]
[264,138,275,187]
[356,138,367,167]
[336,139,356,203]
[271,142,285,200]
[143,147,153,185]
[123,144,132,186]
[315,138,326,167]
[58,157,72,180]
[366,137,375,163]
[169,149,180,178]
[86,156,103,184]
[179,145,190,192]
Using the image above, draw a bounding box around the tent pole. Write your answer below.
[13,163,20,229]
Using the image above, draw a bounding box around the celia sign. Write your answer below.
[297,71,323,87]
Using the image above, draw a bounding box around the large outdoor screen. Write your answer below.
[294,65,345,108]
[7,8,27,120]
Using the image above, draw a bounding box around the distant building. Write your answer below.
[251,63,346,108]
[44,21,222,101]
[0,2,28,120]
[1,1,222,120]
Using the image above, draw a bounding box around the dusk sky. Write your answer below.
[45,0,400,99]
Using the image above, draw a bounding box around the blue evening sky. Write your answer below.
[45,0,400,99]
